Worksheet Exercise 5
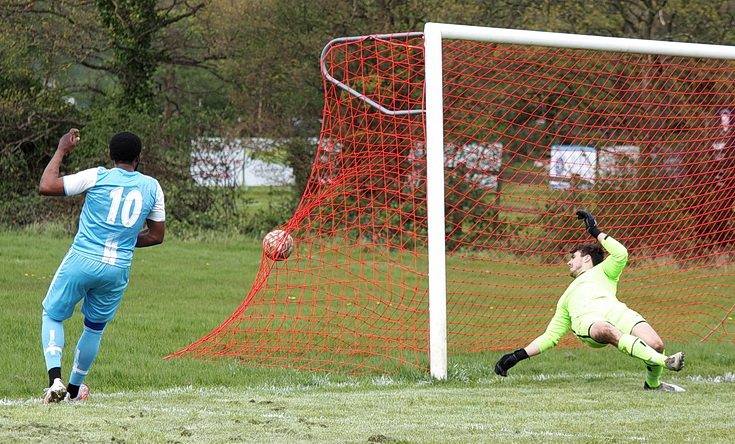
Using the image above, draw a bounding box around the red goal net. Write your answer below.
[169,31,735,373]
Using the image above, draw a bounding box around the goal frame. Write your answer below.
[423,22,735,379]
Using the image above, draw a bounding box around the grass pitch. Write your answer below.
[1,230,733,443]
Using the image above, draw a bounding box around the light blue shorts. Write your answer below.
[42,250,130,323]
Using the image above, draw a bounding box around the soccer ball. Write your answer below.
[263,229,294,261]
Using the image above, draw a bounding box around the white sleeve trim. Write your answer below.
[63,168,100,196]
[147,181,166,222]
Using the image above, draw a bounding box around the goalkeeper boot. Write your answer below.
[644,381,686,392]
[664,352,685,371]
[43,378,67,404]
[65,384,89,402]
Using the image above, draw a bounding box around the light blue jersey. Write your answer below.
[42,167,165,323]
[64,167,165,268]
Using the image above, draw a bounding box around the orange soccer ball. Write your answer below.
[263,229,294,261]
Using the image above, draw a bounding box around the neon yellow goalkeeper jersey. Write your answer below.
[531,236,629,352]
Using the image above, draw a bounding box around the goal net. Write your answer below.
[168,25,735,377]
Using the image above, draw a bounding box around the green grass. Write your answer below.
[1,231,734,443]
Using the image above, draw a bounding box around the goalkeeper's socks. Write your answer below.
[68,325,104,387]
[617,334,666,366]
[645,364,664,389]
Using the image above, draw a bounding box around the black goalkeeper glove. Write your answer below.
[494,348,529,377]
[576,210,602,239]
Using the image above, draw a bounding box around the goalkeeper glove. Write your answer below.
[494,348,529,377]
[576,210,602,239]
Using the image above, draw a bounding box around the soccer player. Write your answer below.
[39,129,166,403]
[494,210,686,391]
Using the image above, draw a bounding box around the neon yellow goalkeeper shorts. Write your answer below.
[573,303,647,348]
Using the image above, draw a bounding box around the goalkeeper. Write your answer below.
[494,210,686,391]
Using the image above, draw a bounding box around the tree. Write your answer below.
[0,2,82,209]
[94,0,213,108]
[496,0,735,44]
[5,0,735,231]
[3,1,226,110]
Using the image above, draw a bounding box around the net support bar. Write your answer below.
[321,33,425,116]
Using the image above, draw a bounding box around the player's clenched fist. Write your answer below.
[57,128,81,154]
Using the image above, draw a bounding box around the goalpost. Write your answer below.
[169,24,735,379]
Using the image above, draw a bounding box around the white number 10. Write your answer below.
[106,187,143,227]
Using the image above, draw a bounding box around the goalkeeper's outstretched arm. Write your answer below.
[494,309,570,376]
[495,286,572,376]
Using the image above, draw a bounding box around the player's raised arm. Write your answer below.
[577,210,628,279]
[40,129,81,196]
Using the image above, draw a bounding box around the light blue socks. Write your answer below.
[42,312,64,371]
[69,325,104,386]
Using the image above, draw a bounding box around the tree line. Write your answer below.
[2,0,735,235]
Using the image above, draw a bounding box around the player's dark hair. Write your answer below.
[570,241,604,265]
[109,131,142,162]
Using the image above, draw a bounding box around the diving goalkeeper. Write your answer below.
[494,210,686,391]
